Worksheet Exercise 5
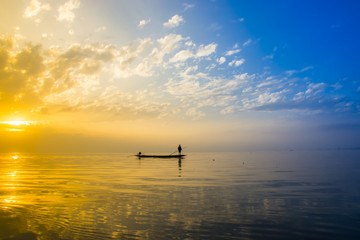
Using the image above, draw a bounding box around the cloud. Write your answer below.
[114,34,185,77]
[165,70,242,119]
[225,44,241,56]
[183,3,195,11]
[196,43,217,57]
[113,38,154,77]
[225,49,241,56]
[229,59,245,67]
[140,34,183,68]
[186,108,205,120]
[169,43,216,63]
[304,83,326,96]
[0,25,354,123]
[217,57,226,65]
[57,0,80,22]
[243,39,252,46]
[157,34,184,55]
[286,66,314,77]
[170,50,193,62]
[163,14,184,28]
[331,82,342,90]
[167,64,349,115]
[138,19,151,28]
[0,37,47,114]
[23,0,51,19]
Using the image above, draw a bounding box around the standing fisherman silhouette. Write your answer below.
[178,144,182,155]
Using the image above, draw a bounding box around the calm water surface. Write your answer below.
[1,151,360,239]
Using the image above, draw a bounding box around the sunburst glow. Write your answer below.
[0,121,34,126]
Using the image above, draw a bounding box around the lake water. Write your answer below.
[1,150,360,240]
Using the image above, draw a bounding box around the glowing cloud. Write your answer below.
[57,0,80,22]
[23,0,51,18]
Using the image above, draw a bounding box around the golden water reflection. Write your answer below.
[0,151,360,239]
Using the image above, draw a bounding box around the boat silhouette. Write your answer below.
[136,154,185,158]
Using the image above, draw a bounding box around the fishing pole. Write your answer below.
[169,150,177,155]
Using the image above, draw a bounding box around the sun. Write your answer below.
[0,120,36,132]
[0,121,34,126]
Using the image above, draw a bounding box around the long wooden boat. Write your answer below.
[136,154,186,158]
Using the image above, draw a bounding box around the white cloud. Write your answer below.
[185,41,195,47]
[243,38,252,46]
[138,19,151,28]
[165,71,243,119]
[163,14,184,28]
[183,66,198,75]
[196,43,217,57]
[169,43,216,63]
[157,34,184,55]
[257,91,285,104]
[286,66,313,76]
[23,0,51,18]
[229,59,245,67]
[235,73,255,81]
[148,34,184,65]
[169,50,193,62]
[57,0,80,22]
[206,63,216,71]
[217,57,226,65]
[225,49,241,56]
[305,83,326,96]
[116,38,154,77]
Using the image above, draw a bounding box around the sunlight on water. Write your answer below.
[0,151,360,239]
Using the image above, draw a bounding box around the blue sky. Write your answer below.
[0,0,359,152]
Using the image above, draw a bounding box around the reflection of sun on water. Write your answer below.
[1,156,19,208]
[8,171,17,177]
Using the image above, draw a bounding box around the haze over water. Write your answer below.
[1,150,360,239]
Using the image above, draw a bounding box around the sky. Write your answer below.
[0,0,360,153]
